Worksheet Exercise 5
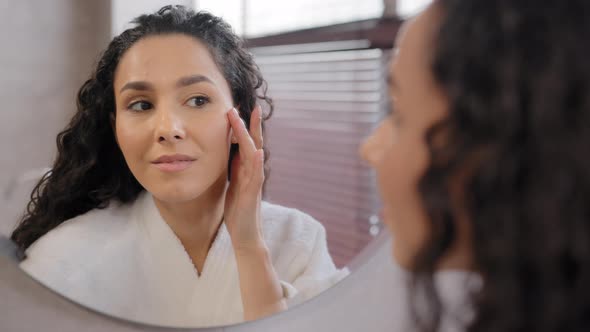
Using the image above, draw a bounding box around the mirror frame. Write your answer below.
[0,231,400,332]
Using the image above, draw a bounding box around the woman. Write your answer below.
[12,5,346,327]
[361,1,590,331]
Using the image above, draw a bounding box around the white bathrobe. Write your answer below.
[20,192,348,327]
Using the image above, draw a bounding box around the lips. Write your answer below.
[152,154,196,164]
[152,154,196,172]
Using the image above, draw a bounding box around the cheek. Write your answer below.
[375,130,428,211]
[115,118,147,162]
[375,130,431,266]
[191,113,231,154]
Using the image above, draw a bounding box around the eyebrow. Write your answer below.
[119,74,215,93]
[176,74,215,88]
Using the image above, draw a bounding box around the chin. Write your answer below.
[391,243,413,270]
[148,184,205,204]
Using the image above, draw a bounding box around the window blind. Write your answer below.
[253,42,388,267]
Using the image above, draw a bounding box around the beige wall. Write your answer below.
[0,1,111,235]
[111,0,193,36]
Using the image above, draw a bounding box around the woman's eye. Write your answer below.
[187,96,210,108]
[128,101,152,112]
[386,97,403,125]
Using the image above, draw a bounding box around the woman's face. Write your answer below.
[359,6,450,268]
[113,34,234,203]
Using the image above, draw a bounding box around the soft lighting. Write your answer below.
[397,0,432,18]
[196,0,383,37]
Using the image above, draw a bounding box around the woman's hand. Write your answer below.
[224,106,265,251]
[224,105,287,321]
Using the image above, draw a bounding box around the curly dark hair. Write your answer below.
[411,1,590,331]
[11,5,273,251]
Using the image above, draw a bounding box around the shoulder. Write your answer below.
[259,202,342,285]
[20,198,137,276]
[260,201,326,248]
[29,200,133,253]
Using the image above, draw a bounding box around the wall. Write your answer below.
[111,0,193,36]
[0,1,111,236]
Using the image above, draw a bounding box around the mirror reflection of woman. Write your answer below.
[12,6,346,327]
[361,0,590,331]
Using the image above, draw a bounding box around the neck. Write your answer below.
[152,174,228,258]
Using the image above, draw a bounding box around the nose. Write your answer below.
[155,109,186,143]
[359,121,387,166]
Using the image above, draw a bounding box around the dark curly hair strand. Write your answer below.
[412,1,590,332]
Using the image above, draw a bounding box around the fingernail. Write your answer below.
[232,108,246,126]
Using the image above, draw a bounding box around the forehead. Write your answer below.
[390,5,441,82]
[114,34,225,87]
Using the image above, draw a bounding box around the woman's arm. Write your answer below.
[224,106,287,321]
[234,242,287,320]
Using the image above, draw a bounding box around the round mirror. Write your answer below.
[0,0,427,329]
